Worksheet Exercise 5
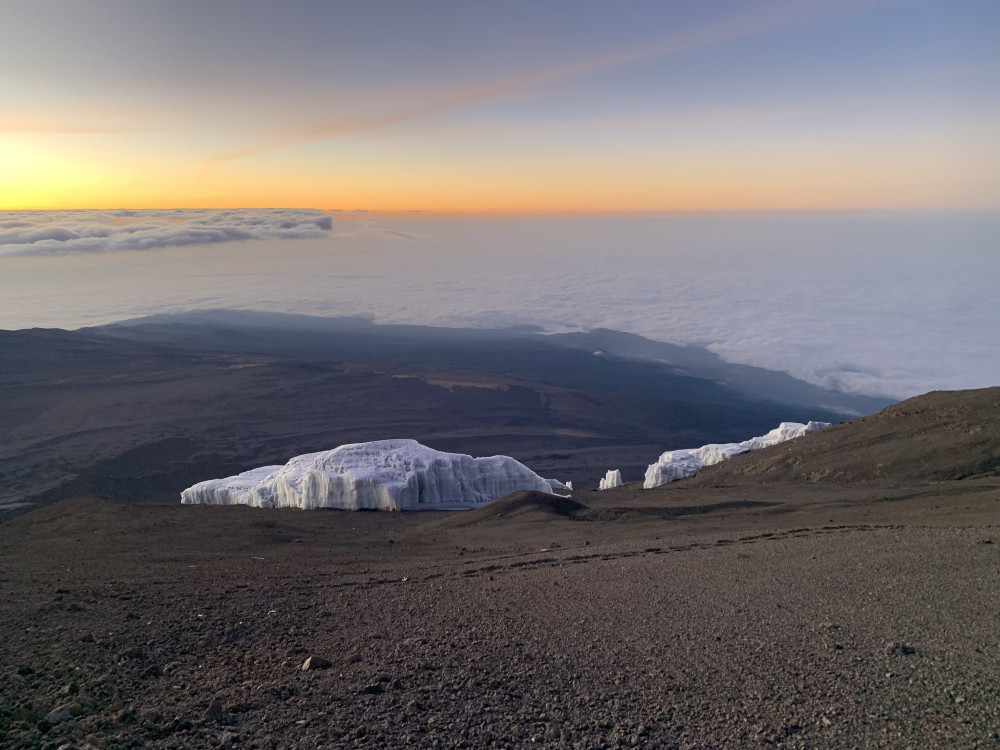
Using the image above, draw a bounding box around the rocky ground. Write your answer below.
[2,476,999,749]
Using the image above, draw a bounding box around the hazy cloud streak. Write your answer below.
[208,0,899,164]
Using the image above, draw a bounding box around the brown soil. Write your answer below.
[2,475,999,749]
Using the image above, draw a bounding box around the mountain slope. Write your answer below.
[0,325,850,521]
[686,387,1000,485]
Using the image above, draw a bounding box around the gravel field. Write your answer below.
[2,477,999,749]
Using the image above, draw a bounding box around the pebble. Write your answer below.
[884,641,916,657]
[301,655,332,671]
[45,705,72,724]
[203,697,225,723]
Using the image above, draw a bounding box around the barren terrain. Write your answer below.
[2,354,996,749]
[0,319,873,521]
[2,473,998,748]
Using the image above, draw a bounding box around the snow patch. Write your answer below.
[181,439,557,511]
[643,421,830,489]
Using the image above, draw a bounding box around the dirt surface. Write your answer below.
[2,476,999,749]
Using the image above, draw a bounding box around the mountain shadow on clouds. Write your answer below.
[90,309,891,416]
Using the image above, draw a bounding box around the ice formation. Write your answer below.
[546,478,573,491]
[599,469,624,490]
[643,421,830,489]
[181,439,557,511]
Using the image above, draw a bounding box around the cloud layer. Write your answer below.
[2,212,996,400]
[0,209,333,257]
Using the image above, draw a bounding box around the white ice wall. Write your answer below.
[181,439,557,511]
[643,421,830,489]
[599,469,624,490]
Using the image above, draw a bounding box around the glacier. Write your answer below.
[180,439,557,511]
[599,469,624,490]
[643,421,830,489]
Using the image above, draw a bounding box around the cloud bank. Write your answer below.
[1,212,996,401]
[0,209,333,257]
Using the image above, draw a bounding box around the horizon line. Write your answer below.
[2,206,996,219]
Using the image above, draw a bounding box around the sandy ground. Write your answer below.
[2,479,999,749]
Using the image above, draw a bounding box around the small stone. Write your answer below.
[375,673,391,683]
[203,697,224,723]
[361,683,385,695]
[173,715,192,730]
[346,653,362,664]
[884,641,916,657]
[45,706,73,724]
[301,656,332,671]
[220,731,238,748]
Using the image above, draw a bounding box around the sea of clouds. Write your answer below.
[2,209,997,400]
[0,209,332,257]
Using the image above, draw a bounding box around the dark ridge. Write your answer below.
[446,491,588,524]
[83,308,891,416]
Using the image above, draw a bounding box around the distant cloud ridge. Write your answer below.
[0,209,333,257]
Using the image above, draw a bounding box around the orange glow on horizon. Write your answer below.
[4,186,994,216]
[3,128,996,215]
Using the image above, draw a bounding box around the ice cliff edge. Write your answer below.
[180,439,556,511]
[643,421,831,489]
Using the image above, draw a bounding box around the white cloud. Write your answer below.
[0,209,334,257]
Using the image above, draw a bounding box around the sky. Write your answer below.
[2,0,998,213]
